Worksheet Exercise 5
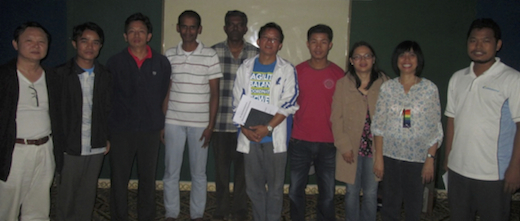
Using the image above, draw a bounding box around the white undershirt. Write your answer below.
[16,70,51,139]
[78,70,106,155]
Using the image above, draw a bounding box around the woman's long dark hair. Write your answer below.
[347,41,384,90]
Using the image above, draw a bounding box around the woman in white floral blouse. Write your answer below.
[372,40,443,221]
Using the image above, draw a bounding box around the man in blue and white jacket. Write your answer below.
[232,22,299,221]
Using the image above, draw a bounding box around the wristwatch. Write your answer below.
[427,153,436,159]
[267,125,273,132]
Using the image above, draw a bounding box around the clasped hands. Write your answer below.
[241,125,270,143]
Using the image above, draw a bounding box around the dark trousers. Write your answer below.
[56,153,104,221]
[381,157,424,221]
[211,132,248,218]
[288,139,336,221]
[448,169,511,221]
[109,131,160,221]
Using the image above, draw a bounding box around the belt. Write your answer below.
[15,135,50,146]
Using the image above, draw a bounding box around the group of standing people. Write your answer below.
[0,7,519,221]
[292,29,443,221]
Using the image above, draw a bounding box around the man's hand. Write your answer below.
[504,166,520,193]
[342,150,354,164]
[104,141,110,155]
[422,158,435,184]
[505,123,520,193]
[251,125,269,141]
[241,127,260,142]
[199,128,213,148]
[443,117,455,172]
[160,129,165,144]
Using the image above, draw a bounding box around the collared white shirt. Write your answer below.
[446,58,520,180]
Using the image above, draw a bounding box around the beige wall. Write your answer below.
[163,0,351,69]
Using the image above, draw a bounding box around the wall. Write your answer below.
[0,0,67,66]
[65,0,165,65]
[162,0,352,69]
[477,0,520,71]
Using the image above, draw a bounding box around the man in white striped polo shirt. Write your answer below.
[162,10,222,221]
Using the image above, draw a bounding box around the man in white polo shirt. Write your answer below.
[444,18,520,220]
[163,10,222,221]
[0,22,61,221]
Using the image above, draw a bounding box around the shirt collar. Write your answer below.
[73,58,97,75]
[176,39,203,55]
[128,45,153,61]
[468,57,501,77]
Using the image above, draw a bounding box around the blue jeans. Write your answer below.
[288,139,336,221]
[163,124,208,219]
[345,155,378,221]
[244,142,287,221]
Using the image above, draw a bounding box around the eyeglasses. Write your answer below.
[28,84,39,107]
[260,36,280,44]
[352,54,374,61]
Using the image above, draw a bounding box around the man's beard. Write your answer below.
[472,57,495,64]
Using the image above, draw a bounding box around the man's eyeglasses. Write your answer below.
[260,36,280,44]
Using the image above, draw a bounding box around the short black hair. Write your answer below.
[72,22,104,44]
[225,10,247,26]
[13,21,51,43]
[347,41,384,89]
[178,10,201,27]
[467,18,501,42]
[307,24,333,42]
[391,40,425,76]
[258,22,284,43]
[125,12,153,33]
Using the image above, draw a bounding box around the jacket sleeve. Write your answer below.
[47,67,65,173]
[105,67,113,140]
[276,65,299,116]
[161,56,172,102]
[330,78,354,154]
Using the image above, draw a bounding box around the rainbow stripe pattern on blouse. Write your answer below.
[403,109,411,128]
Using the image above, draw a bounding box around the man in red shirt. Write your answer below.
[288,24,344,221]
